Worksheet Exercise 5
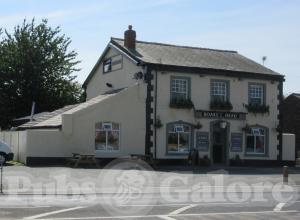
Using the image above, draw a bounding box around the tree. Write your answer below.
[0,19,83,129]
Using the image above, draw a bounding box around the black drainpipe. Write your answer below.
[153,70,158,159]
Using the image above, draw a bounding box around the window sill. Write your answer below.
[166,152,189,156]
[244,153,268,157]
[95,150,120,152]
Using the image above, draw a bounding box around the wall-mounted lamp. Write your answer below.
[133,71,143,80]
[106,83,113,88]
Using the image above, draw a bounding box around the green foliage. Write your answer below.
[0,19,83,129]
[210,99,233,110]
[154,117,163,128]
[169,98,194,109]
[245,103,269,114]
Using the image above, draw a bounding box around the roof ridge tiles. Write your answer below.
[111,37,238,53]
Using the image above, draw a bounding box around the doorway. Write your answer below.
[211,121,228,164]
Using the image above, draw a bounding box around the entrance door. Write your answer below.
[212,121,228,164]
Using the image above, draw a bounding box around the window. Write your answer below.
[211,80,228,102]
[103,58,112,73]
[249,84,265,105]
[171,78,189,100]
[167,123,192,153]
[95,122,120,151]
[246,127,266,154]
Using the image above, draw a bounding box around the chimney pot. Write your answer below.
[124,25,136,50]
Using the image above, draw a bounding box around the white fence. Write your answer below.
[0,131,27,163]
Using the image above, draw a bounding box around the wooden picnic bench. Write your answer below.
[67,153,100,168]
[130,154,157,168]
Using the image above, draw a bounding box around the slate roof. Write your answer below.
[18,104,79,129]
[111,38,280,76]
[18,88,124,129]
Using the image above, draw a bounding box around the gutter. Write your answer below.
[146,63,285,81]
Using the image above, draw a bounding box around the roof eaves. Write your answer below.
[82,43,111,88]
[17,125,62,130]
[147,63,285,81]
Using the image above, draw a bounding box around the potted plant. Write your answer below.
[194,122,202,129]
[154,117,163,128]
[230,154,243,166]
[199,155,211,166]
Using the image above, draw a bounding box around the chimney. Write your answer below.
[124,25,136,50]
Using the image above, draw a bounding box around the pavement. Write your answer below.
[0,164,300,219]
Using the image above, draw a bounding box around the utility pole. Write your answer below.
[0,155,4,194]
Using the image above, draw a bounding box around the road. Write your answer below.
[0,165,300,219]
[0,189,300,219]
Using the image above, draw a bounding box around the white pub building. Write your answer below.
[2,25,293,166]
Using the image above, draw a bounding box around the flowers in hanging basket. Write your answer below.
[194,122,202,129]
[245,103,269,114]
[210,98,233,110]
[242,124,251,132]
[169,98,194,109]
[154,117,163,128]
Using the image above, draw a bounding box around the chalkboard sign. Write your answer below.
[196,132,209,151]
[231,133,243,152]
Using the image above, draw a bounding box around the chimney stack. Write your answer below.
[124,25,136,50]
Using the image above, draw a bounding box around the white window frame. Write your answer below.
[246,127,266,154]
[103,58,112,73]
[211,81,227,101]
[95,122,120,151]
[249,84,264,105]
[171,78,188,99]
[167,124,191,154]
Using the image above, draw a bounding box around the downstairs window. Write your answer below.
[95,122,120,151]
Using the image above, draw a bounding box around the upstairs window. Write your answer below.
[167,123,192,154]
[246,127,267,154]
[249,84,265,105]
[103,58,112,73]
[95,122,120,151]
[211,80,228,102]
[171,78,189,100]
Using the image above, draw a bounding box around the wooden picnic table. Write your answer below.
[130,154,157,168]
[67,153,99,168]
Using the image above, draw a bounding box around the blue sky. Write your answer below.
[1,0,299,95]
